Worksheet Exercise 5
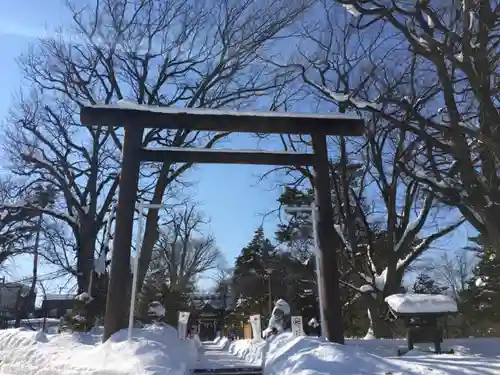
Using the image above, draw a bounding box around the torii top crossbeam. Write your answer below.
[80,101,364,136]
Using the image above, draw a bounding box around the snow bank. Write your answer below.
[347,337,500,358]
[229,333,429,375]
[385,293,458,314]
[204,337,230,350]
[0,325,198,375]
[229,333,500,375]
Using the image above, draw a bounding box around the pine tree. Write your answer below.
[412,273,448,295]
[137,275,162,323]
[160,285,192,326]
[232,227,278,316]
[468,243,500,324]
[274,187,371,336]
[233,227,275,277]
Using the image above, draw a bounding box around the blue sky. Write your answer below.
[0,1,476,292]
[0,1,283,290]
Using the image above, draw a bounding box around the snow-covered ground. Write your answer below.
[230,333,500,375]
[0,324,199,375]
[1,325,499,375]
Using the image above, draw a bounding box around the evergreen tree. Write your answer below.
[412,273,448,295]
[137,275,163,322]
[468,242,500,324]
[273,186,408,337]
[276,187,314,246]
[60,272,109,332]
[137,275,193,326]
[274,187,367,336]
[232,227,278,317]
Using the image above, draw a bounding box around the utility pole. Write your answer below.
[265,269,273,315]
[15,184,52,328]
[128,201,167,342]
[284,203,325,339]
[0,277,5,328]
[29,213,43,308]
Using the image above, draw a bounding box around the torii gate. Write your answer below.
[80,102,364,343]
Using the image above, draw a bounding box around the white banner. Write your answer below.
[249,314,262,340]
[291,316,304,337]
[178,311,190,339]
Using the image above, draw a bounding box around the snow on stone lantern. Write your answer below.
[385,293,458,355]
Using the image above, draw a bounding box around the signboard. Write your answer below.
[291,316,304,337]
[249,314,262,340]
[178,311,190,339]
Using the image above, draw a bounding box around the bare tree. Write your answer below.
[319,0,500,251]
[0,178,34,265]
[261,1,465,336]
[274,133,463,337]
[0,210,34,266]
[37,218,79,280]
[211,260,234,309]
[0,182,56,266]
[212,261,234,288]
[3,0,311,293]
[433,249,476,302]
[148,203,221,292]
[0,184,56,327]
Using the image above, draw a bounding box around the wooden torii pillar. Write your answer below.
[80,103,364,343]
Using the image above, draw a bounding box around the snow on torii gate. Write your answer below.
[79,102,364,344]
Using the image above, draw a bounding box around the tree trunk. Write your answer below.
[365,296,392,339]
[84,271,109,330]
[365,269,405,338]
[136,162,177,293]
[77,221,97,293]
[13,288,24,328]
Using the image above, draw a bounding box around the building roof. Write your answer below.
[0,282,30,290]
[189,293,232,310]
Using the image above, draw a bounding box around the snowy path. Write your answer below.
[192,343,262,375]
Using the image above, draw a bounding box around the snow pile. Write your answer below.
[359,284,374,293]
[385,293,458,314]
[216,337,229,349]
[204,337,230,350]
[374,269,387,291]
[148,301,166,317]
[230,333,430,375]
[75,292,92,301]
[308,318,319,328]
[230,334,500,375]
[475,277,487,288]
[0,325,198,375]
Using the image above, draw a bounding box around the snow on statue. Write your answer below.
[263,299,290,339]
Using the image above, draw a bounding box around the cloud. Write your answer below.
[0,20,49,40]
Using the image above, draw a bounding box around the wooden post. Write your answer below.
[311,133,345,344]
[103,126,143,342]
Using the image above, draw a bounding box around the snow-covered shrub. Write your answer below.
[61,274,108,332]
[60,293,92,332]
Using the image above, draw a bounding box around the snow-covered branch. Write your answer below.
[394,193,434,254]
[397,218,466,271]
